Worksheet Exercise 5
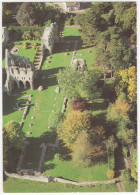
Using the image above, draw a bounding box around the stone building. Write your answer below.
[50,2,92,12]
[4,49,36,94]
[41,22,59,55]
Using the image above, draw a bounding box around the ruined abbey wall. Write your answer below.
[4,49,36,94]
[41,22,59,55]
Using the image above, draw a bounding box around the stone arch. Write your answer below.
[26,81,30,89]
[19,80,24,89]
[11,80,18,92]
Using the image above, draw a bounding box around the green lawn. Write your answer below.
[64,26,82,38]
[3,26,108,184]
[3,178,118,193]
[124,181,137,192]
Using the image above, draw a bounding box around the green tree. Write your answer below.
[57,68,99,100]
[3,121,25,171]
[71,131,93,167]
[131,149,137,181]
[16,3,37,26]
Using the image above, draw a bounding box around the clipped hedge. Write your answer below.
[8,25,44,34]
[107,149,115,170]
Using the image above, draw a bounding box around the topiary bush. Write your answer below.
[107,169,115,179]
[122,169,131,181]
[107,149,115,170]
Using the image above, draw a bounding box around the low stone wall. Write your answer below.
[5,171,116,186]
[38,45,44,70]
[20,94,32,127]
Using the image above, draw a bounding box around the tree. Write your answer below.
[16,3,37,26]
[131,149,137,181]
[3,120,25,171]
[105,135,118,152]
[107,99,132,122]
[57,110,92,147]
[71,131,93,167]
[115,66,137,103]
[57,68,99,100]
[71,97,87,111]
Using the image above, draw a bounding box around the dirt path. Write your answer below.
[115,145,126,192]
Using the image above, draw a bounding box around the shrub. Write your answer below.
[108,149,115,170]
[122,169,131,181]
[107,169,115,179]
[48,110,63,131]
[33,31,41,40]
[22,31,32,40]
[122,147,128,157]
[54,153,61,161]
[71,97,87,111]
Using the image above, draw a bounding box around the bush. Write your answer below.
[107,169,115,179]
[108,150,115,170]
[48,110,63,131]
[122,147,128,157]
[71,97,87,111]
[22,31,32,40]
[122,169,131,181]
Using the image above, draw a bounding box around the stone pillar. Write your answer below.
[17,81,20,89]
[23,82,27,90]
[30,82,34,90]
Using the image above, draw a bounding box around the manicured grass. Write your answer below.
[75,46,96,70]
[3,93,27,125]
[124,181,137,192]
[3,178,118,192]
[43,147,108,182]
[64,26,82,37]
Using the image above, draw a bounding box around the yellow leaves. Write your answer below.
[108,99,132,121]
[117,66,137,102]
[57,110,92,147]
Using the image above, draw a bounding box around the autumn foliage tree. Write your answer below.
[57,110,92,147]
[115,66,137,103]
[71,97,87,111]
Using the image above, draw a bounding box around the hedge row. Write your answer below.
[107,149,115,170]
[8,26,44,34]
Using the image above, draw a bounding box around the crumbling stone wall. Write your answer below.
[41,22,59,55]
[2,27,9,45]
[4,49,36,94]
[71,58,87,71]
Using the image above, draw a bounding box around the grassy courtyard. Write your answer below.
[3,178,118,193]
[3,26,110,188]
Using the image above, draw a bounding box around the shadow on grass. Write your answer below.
[87,101,109,112]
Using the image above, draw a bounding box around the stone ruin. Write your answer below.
[71,58,87,71]
[2,27,9,45]
[4,49,37,94]
[41,22,59,55]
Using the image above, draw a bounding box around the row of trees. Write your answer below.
[3,2,65,27]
